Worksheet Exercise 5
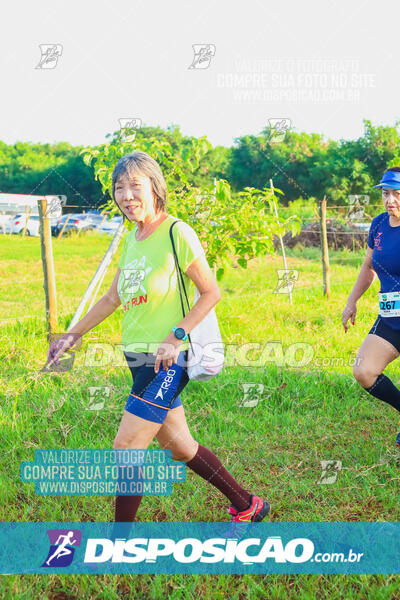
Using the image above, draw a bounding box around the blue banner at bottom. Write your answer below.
[0,522,398,574]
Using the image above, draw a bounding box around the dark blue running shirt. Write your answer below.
[367,211,400,330]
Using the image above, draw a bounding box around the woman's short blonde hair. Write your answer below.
[111,151,167,213]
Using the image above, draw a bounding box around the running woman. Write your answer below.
[47,151,270,526]
[342,166,400,447]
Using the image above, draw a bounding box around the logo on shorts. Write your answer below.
[42,529,82,567]
[155,369,177,401]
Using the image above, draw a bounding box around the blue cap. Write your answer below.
[374,170,400,190]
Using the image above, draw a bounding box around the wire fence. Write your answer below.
[1,196,385,329]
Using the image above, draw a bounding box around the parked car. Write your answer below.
[5,214,41,236]
[5,214,59,236]
[96,215,125,235]
[0,214,12,233]
[52,213,93,236]
[52,213,72,235]
[352,222,370,231]
[85,213,109,230]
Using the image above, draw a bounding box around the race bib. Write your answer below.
[378,291,400,317]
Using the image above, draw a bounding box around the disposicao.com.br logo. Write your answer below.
[3,522,396,575]
[82,536,363,565]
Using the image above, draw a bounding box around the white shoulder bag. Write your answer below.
[169,220,224,381]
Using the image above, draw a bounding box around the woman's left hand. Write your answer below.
[153,333,182,373]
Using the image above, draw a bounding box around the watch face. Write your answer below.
[174,327,185,339]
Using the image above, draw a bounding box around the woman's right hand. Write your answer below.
[342,301,357,333]
[46,332,82,368]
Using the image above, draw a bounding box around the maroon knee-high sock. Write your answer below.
[186,444,252,511]
[114,494,143,522]
[111,495,142,541]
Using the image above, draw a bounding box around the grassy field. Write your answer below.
[0,232,399,598]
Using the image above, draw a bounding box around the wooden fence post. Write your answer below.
[22,204,32,237]
[319,195,331,298]
[57,213,71,239]
[270,178,292,304]
[38,198,58,334]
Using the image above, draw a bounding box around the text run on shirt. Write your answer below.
[117,214,205,352]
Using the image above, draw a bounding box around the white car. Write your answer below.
[352,222,370,231]
[96,215,125,235]
[5,214,41,236]
[4,214,58,236]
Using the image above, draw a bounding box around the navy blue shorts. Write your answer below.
[368,315,400,354]
[123,350,189,424]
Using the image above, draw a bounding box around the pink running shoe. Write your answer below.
[228,494,270,523]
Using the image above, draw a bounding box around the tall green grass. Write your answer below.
[0,232,399,598]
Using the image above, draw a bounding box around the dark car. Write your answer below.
[52,213,92,236]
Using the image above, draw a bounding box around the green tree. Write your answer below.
[80,133,300,279]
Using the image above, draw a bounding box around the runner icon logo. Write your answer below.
[42,529,82,567]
